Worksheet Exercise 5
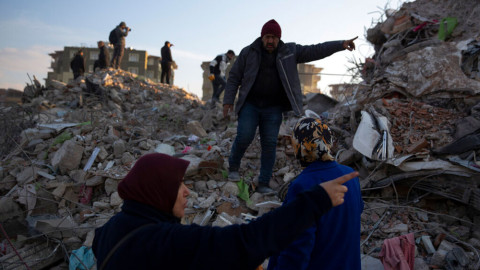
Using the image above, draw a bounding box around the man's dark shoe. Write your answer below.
[257,183,275,194]
[209,99,218,109]
[228,171,240,181]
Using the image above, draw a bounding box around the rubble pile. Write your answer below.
[324,0,480,269]
[0,0,479,269]
[1,67,303,269]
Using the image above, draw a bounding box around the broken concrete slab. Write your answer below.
[112,139,126,159]
[155,143,175,156]
[181,154,203,176]
[15,166,40,184]
[34,216,78,238]
[361,255,384,270]
[186,120,208,137]
[109,191,122,207]
[384,41,480,98]
[51,139,84,174]
[305,93,338,116]
[0,196,23,222]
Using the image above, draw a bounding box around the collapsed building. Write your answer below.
[0,0,480,269]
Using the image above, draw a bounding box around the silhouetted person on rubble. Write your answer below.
[110,21,130,69]
[223,19,358,193]
[70,49,85,79]
[92,153,358,270]
[94,41,110,71]
[208,50,235,105]
[161,41,174,85]
[268,117,363,270]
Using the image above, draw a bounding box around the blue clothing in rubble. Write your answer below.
[268,160,364,270]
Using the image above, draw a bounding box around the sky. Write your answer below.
[0,0,410,99]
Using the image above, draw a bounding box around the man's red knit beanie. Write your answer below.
[261,19,282,39]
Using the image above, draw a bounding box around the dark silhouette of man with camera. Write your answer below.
[161,41,174,85]
[110,21,130,69]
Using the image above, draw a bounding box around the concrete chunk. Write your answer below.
[113,140,126,159]
[51,140,84,174]
[86,175,104,186]
[221,182,239,197]
[186,120,208,137]
[110,191,123,206]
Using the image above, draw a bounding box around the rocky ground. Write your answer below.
[1,0,480,269]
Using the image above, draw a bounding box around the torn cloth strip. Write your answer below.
[379,233,415,270]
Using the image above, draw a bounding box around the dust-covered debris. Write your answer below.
[1,0,480,269]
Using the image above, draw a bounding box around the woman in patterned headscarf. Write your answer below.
[268,117,364,270]
[291,117,335,166]
[92,152,358,270]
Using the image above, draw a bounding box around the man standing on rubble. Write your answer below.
[208,50,236,106]
[223,19,357,193]
[70,49,85,80]
[94,41,110,71]
[161,41,174,85]
[110,21,130,69]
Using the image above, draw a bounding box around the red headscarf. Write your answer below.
[118,153,190,214]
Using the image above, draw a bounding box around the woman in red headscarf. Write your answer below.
[92,153,357,270]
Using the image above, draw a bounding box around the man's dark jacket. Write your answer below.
[70,54,85,74]
[98,45,110,69]
[223,37,344,116]
[114,26,128,47]
[92,185,333,270]
[161,45,173,64]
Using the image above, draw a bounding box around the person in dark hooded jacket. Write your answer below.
[70,49,85,79]
[92,153,358,270]
[94,41,110,71]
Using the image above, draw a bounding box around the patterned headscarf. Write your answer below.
[292,117,334,165]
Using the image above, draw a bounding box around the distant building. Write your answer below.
[0,88,23,103]
[200,59,235,102]
[298,63,323,95]
[200,62,323,101]
[47,46,161,83]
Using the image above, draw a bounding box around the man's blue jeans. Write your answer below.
[229,102,283,185]
[211,75,226,101]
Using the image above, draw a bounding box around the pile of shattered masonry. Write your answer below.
[1,0,480,269]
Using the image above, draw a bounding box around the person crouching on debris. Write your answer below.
[267,117,363,270]
[92,153,358,270]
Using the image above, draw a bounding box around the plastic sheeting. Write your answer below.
[353,111,394,161]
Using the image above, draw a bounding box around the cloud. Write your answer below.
[0,45,55,90]
[141,44,211,62]
[0,17,103,48]
[173,48,211,62]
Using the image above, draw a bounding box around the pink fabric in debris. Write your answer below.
[379,233,415,270]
